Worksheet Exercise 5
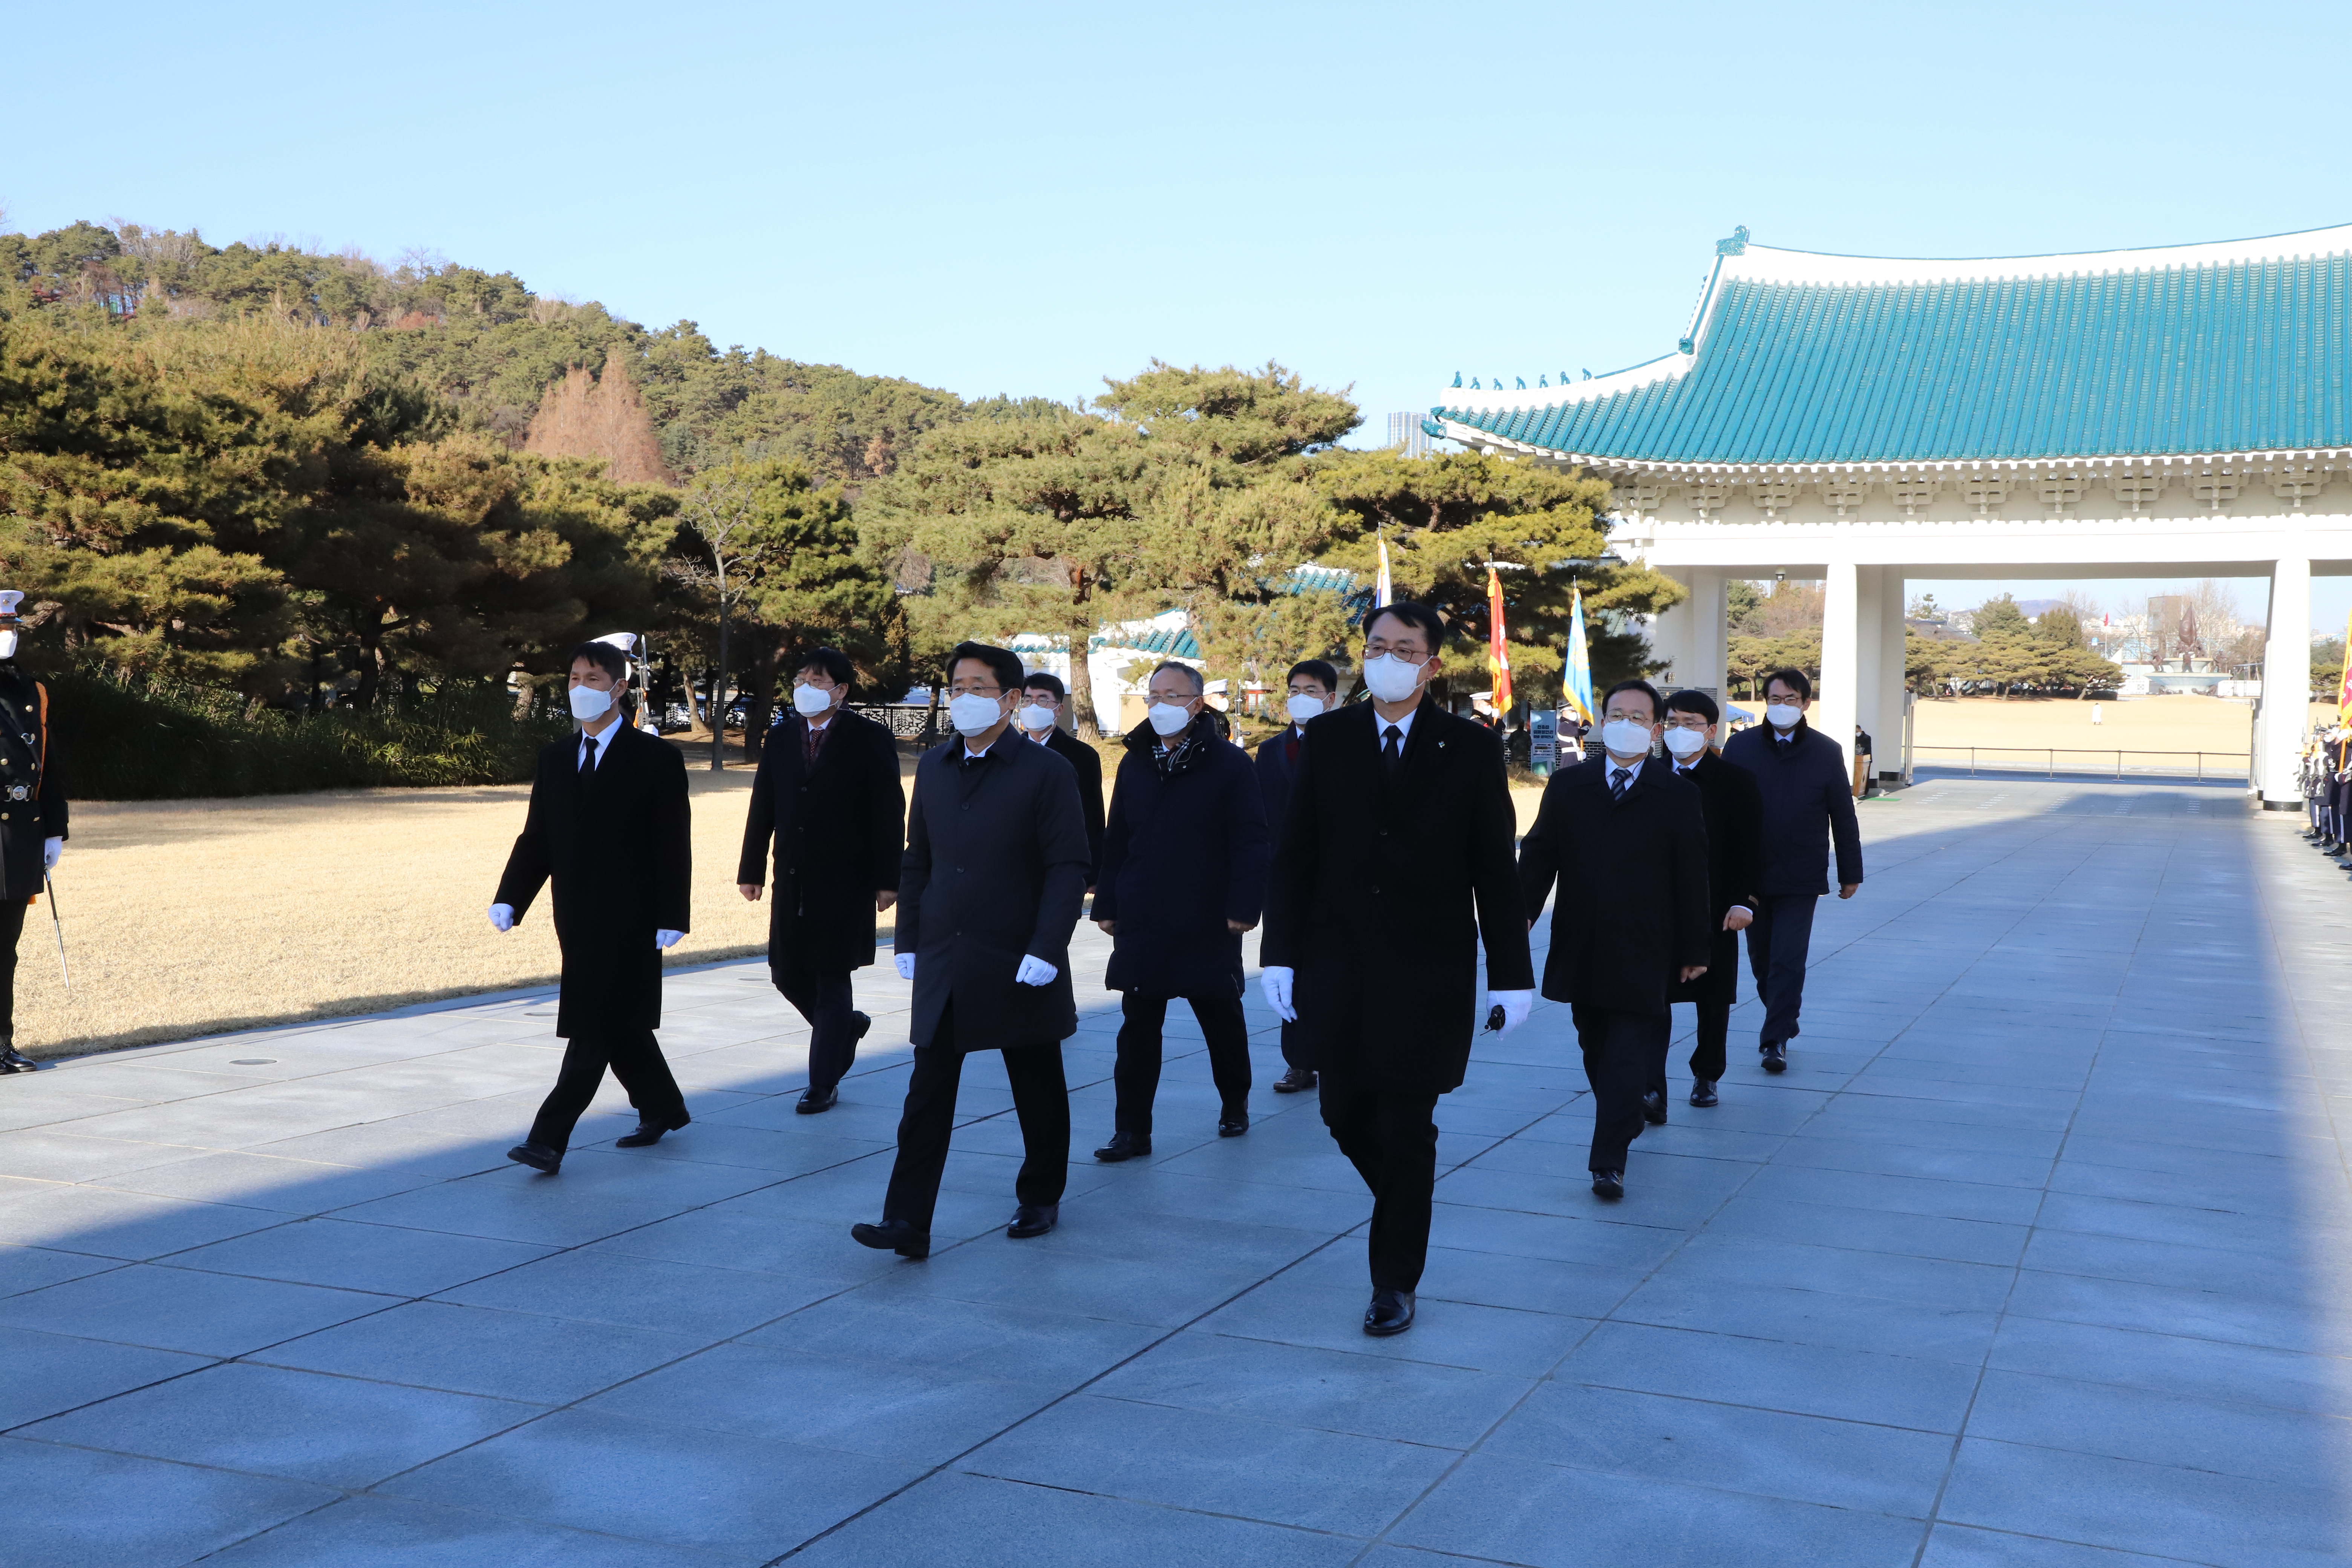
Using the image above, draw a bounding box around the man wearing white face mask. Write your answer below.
[737,648,906,1114]
[1262,602,1533,1338]
[0,591,64,1075]
[1017,672,1106,891]
[492,640,693,1173]
[1254,658,1338,1093]
[852,640,1091,1258]
[1654,689,1764,1111]
[1720,668,1863,1075]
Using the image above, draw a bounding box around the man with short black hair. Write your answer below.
[1255,658,1339,1093]
[1518,678,1710,1199]
[852,640,1090,1257]
[738,648,907,1114]
[1262,602,1533,1337]
[1655,688,1764,1109]
[493,640,692,1173]
[1016,671,1106,890]
[1720,668,1863,1075]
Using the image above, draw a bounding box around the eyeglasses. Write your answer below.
[1364,640,1428,662]
[1146,690,1198,704]
[948,682,1004,698]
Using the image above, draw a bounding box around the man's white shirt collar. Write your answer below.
[1374,707,1417,745]
[580,723,617,769]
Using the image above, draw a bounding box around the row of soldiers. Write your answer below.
[2302,723,2352,852]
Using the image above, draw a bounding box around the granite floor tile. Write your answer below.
[172,1216,554,1296]
[255,1300,704,1404]
[1558,1320,1981,1432]
[197,1494,729,1567]
[0,1434,339,1568]
[0,1327,213,1429]
[0,1262,389,1357]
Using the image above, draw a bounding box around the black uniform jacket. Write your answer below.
[737,706,905,974]
[1261,696,1533,1095]
[1094,715,1269,1000]
[1720,718,1864,896]
[496,722,692,1038]
[1667,749,1765,1008]
[896,730,1090,1054]
[1254,726,1306,857]
[1036,725,1107,885]
[0,666,65,902]
[1518,752,1712,1015]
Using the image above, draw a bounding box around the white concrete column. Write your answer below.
[2260,551,2312,805]
[1646,567,1695,687]
[1818,560,1860,787]
[1854,566,1885,757]
[1879,572,1909,779]
[1685,569,1727,697]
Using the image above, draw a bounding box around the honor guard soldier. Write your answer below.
[0,591,64,1074]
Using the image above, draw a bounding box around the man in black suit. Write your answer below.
[1262,602,1533,1338]
[737,647,907,1115]
[851,640,1091,1259]
[1720,668,1864,1075]
[493,640,693,1173]
[1015,671,1106,890]
[1253,658,1338,1094]
[1517,678,1711,1200]
[0,590,66,1076]
[1654,689,1764,1110]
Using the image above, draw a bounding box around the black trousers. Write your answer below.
[1113,990,1251,1134]
[527,1029,687,1152]
[1277,1020,1311,1072]
[881,1004,1069,1236]
[1318,1068,1440,1292]
[1646,997,1732,1098]
[1745,893,1819,1048]
[1573,1004,1656,1174]
[0,896,26,1044]
[774,960,858,1093]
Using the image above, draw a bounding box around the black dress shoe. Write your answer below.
[1272,1067,1317,1093]
[1093,1131,1150,1162]
[1591,1168,1625,1199]
[507,1142,562,1174]
[1689,1078,1719,1108]
[1218,1115,1248,1137]
[1642,1090,1668,1125]
[1364,1288,1416,1336]
[615,1111,690,1147]
[1006,1203,1058,1239]
[852,1011,873,1041]
[0,1047,35,1074]
[795,1086,838,1115]
[850,1219,930,1259]
[1761,1042,1788,1074]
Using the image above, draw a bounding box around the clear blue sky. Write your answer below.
[10,0,2349,629]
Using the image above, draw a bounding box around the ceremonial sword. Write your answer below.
[43,873,66,986]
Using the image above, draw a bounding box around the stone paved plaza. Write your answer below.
[2,775,2345,1566]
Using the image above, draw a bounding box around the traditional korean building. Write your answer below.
[1427,223,2352,804]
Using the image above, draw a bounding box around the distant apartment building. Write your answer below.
[1386,411,1432,458]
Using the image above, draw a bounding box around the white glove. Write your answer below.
[1014,954,1057,986]
[655,929,684,949]
[1261,966,1297,1022]
[41,838,60,872]
[894,952,916,981]
[488,903,515,933]
[1491,989,1534,1035]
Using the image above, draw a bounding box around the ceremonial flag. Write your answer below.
[2339,609,2352,712]
[1486,566,1513,717]
[1375,534,1393,608]
[1564,584,1595,726]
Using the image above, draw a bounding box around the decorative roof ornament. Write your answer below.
[1580,368,1592,381]
[1715,225,1750,257]
[1469,377,1480,390]
[1515,377,1526,389]
[1451,371,1462,387]
[1538,375,1549,387]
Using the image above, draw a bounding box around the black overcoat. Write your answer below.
[736,707,906,973]
[1518,753,1712,1015]
[1720,718,1864,895]
[1667,750,1765,1007]
[1094,715,1269,999]
[495,722,692,1038]
[1253,726,1306,857]
[0,665,66,903]
[1038,726,1107,885]
[1260,697,1533,1094]
[896,731,1090,1053]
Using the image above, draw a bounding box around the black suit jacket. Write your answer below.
[1720,718,1864,894]
[1667,749,1764,1006]
[1517,753,1711,1015]
[1253,726,1306,857]
[495,723,691,1038]
[896,730,1090,1053]
[1038,725,1106,884]
[737,706,906,973]
[1262,697,1533,1094]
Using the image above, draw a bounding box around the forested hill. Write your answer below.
[0,218,1048,484]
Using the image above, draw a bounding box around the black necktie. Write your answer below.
[580,735,599,773]
[1611,766,1632,800]
[1381,724,1403,777]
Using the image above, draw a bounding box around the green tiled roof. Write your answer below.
[1436,227,2352,466]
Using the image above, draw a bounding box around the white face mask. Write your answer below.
[1017,703,1057,733]
[1766,702,1804,730]
[1662,726,1708,760]
[0,629,18,660]
[569,684,615,723]
[1361,653,1425,704]
[1600,718,1654,760]
[1147,701,1193,737]
[1285,693,1324,725]
[792,683,835,718]
[948,692,1005,737]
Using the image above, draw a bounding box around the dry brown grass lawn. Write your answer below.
[1909,693,2279,764]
